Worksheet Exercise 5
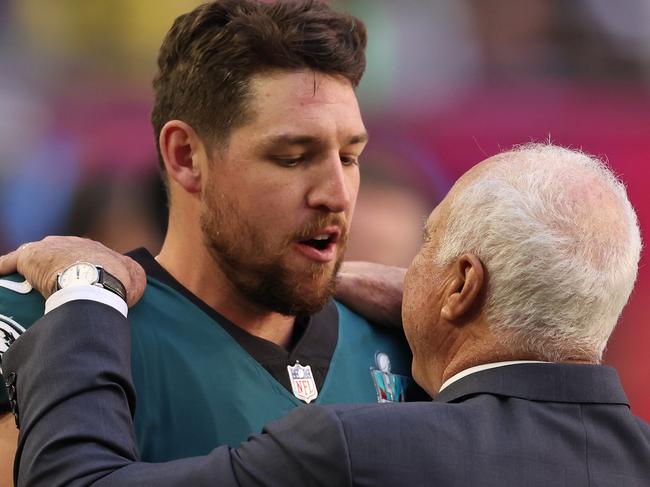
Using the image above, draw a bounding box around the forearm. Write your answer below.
[336,261,405,328]
[5,302,237,486]
[4,301,347,487]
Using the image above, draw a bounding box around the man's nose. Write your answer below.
[306,155,356,213]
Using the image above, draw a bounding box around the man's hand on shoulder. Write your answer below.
[0,237,146,307]
[336,261,405,328]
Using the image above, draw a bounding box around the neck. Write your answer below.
[421,320,531,394]
[429,326,596,394]
[440,340,527,389]
[156,207,295,348]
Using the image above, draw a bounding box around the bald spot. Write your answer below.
[452,149,631,271]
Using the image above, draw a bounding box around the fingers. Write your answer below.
[0,240,59,297]
[17,239,66,298]
[0,249,20,276]
[0,241,35,276]
[0,237,147,307]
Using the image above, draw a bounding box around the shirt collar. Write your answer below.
[438,360,550,392]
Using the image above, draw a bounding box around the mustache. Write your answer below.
[292,214,348,242]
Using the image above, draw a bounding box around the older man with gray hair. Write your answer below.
[4,143,649,486]
[403,142,643,394]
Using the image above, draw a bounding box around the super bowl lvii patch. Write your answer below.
[287,361,318,404]
[0,314,25,373]
[370,352,409,403]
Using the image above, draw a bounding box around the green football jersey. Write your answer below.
[0,249,417,462]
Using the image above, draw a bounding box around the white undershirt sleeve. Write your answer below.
[44,285,128,318]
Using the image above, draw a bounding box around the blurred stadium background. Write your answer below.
[0,0,648,420]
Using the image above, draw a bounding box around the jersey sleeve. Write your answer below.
[0,274,46,412]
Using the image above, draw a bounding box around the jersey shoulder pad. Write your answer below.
[0,274,44,409]
[0,273,45,332]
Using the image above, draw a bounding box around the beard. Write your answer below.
[200,188,348,317]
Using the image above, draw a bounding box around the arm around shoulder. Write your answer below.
[4,300,351,486]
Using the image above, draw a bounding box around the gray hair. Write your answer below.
[436,143,642,362]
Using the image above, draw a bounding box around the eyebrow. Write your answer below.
[347,132,369,145]
[262,132,369,147]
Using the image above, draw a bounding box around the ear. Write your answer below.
[159,120,206,194]
[441,253,484,321]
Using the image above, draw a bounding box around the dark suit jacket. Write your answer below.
[4,301,650,486]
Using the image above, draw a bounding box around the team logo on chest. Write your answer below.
[287,361,318,404]
[0,314,26,373]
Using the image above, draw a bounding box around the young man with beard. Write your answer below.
[0,0,416,481]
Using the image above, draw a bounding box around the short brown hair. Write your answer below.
[151,0,367,169]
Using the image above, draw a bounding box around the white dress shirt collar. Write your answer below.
[438,360,550,392]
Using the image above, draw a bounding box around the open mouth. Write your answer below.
[294,228,341,262]
[302,234,336,251]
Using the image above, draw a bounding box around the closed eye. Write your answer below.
[273,156,307,167]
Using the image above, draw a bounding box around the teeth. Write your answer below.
[313,234,329,240]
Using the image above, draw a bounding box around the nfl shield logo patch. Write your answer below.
[287,361,318,404]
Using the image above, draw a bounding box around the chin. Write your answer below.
[256,265,337,317]
[289,277,337,315]
[292,255,341,286]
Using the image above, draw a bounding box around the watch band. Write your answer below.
[97,267,127,302]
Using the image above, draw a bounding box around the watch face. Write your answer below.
[58,262,100,288]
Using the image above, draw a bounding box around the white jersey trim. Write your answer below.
[0,279,33,294]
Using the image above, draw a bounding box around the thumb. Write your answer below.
[124,257,147,307]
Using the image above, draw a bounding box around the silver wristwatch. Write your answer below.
[56,262,127,302]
